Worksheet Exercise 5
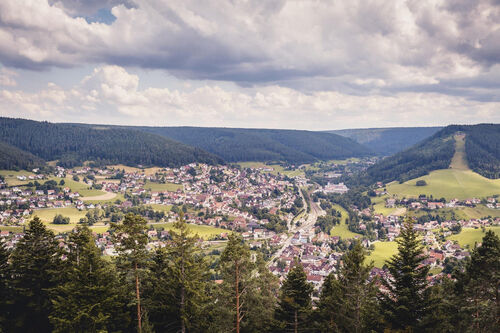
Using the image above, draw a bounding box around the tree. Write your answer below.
[49,226,129,332]
[112,213,149,333]
[274,261,313,333]
[7,217,62,332]
[416,180,427,186]
[0,240,10,331]
[144,213,210,332]
[456,230,500,331]
[379,217,431,331]
[215,233,254,333]
[52,214,70,224]
[317,240,381,332]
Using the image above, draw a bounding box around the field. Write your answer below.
[386,170,500,200]
[407,206,500,220]
[149,204,172,212]
[32,207,87,224]
[144,181,183,192]
[329,205,362,239]
[109,165,164,175]
[372,195,396,216]
[0,170,37,186]
[386,135,500,200]
[151,222,228,239]
[0,226,24,232]
[447,226,500,248]
[366,241,398,268]
[237,162,305,177]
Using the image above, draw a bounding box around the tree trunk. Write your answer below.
[294,309,298,333]
[136,262,142,333]
[236,261,240,333]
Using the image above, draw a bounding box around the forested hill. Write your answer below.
[329,126,442,155]
[0,118,222,169]
[0,141,45,170]
[132,126,372,163]
[352,123,500,185]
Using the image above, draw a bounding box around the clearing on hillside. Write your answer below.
[366,241,398,268]
[386,134,500,199]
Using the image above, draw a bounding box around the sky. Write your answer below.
[0,0,499,130]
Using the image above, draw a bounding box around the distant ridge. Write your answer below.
[0,117,222,169]
[329,126,443,155]
[0,141,44,170]
[132,126,372,164]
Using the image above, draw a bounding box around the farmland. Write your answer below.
[447,226,500,248]
[366,241,398,268]
[329,204,361,239]
[150,222,228,239]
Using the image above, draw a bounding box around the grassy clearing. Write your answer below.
[144,181,183,192]
[447,226,500,248]
[329,205,361,239]
[84,193,125,204]
[32,207,87,224]
[371,195,397,216]
[366,241,398,268]
[150,223,228,239]
[0,226,24,232]
[47,176,104,197]
[149,204,172,212]
[449,134,468,170]
[0,170,35,186]
[407,206,500,220]
[386,134,500,200]
[108,165,163,175]
[386,170,500,200]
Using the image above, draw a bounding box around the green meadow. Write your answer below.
[144,181,183,192]
[447,226,500,248]
[329,204,361,239]
[151,222,229,239]
[366,241,398,268]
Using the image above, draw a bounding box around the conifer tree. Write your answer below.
[275,261,313,333]
[145,213,209,332]
[0,240,10,332]
[7,217,62,332]
[317,240,380,332]
[457,230,500,331]
[113,213,149,333]
[215,233,254,333]
[379,216,431,331]
[49,226,129,332]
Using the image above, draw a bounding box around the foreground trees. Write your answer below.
[0,214,498,333]
[379,217,431,331]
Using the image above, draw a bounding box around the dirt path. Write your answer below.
[81,191,117,201]
[449,133,469,170]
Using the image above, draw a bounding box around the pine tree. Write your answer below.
[242,253,279,333]
[215,233,254,333]
[144,213,209,332]
[379,216,431,331]
[112,213,149,333]
[275,261,313,333]
[0,240,10,332]
[49,226,130,332]
[7,217,62,332]
[457,230,500,331]
[317,240,380,332]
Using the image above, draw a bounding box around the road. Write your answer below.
[269,188,325,264]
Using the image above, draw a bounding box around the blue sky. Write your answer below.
[0,0,499,130]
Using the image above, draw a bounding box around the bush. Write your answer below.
[416,180,427,186]
[53,214,70,224]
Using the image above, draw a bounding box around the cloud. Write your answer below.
[0,0,499,97]
[1,65,498,129]
[0,67,17,86]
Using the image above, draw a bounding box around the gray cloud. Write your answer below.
[0,0,499,104]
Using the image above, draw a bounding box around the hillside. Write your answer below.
[330,127,442,155]
[133,126,372,163]
[0,141,45,170]
[353,124,500,186]
[0,118,222,169]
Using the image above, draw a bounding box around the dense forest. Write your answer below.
[350,123,500,186]
[0,118,222,168]
[330,126,442,155]
[131,126,372,163]
[0,141,44,170]
[0,215,498,332]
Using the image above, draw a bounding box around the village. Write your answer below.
[0,161,499,289]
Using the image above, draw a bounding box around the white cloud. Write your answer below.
[0,65,498,129]
[0,68,17,86]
